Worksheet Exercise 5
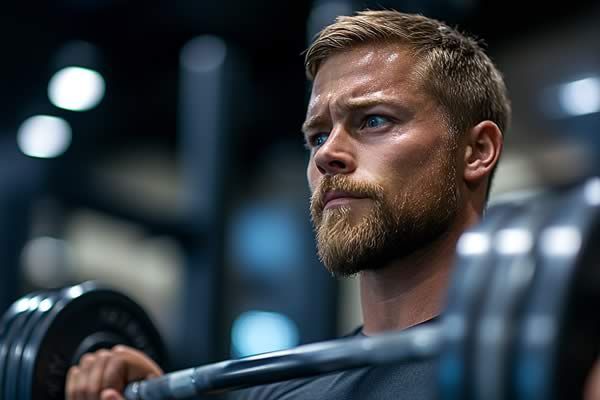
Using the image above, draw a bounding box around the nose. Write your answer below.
[313,127,357,175]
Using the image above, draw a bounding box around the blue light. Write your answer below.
[231,311,300,357]
[230,204,303,277]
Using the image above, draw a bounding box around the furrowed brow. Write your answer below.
[301,115,329,136]
[341,96,412,114]
[301,95,413,135]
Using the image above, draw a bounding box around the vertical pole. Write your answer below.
[176,35,236,367]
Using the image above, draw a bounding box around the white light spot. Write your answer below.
[584,178,600,206]
[413,327,439,349]
[28,297,40,311]
[558,77,600,117]
[67,285,84,299]
[14,298,31,313]
[495,228,533,255]
[48,66,105,111]
[540,226,581,257]
[457,232,490,255]
[231,311,299,357]
[17,115,72,158]
[39,298,53,312]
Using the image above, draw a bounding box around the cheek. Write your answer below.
[373,143,441,191]
[381,146,429,179]
[307,163,318,193]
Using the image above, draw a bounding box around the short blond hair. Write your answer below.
[305,10,511,136]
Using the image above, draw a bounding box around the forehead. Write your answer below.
[308,43,423,111]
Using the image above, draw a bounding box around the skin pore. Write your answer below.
[304,43,502,335]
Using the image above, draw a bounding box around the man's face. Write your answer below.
[303,43,461,277]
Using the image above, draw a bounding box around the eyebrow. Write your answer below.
[301,115,329,136]
[301,95,413,135]
[343,96,414,113]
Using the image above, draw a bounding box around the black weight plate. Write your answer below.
[12,292,60,400]
[438,201,525,400]
[22,281,166,400]
[6,291,56,400]
[0,291,43,344]
[0,292,47,400]
[514,177,600,400]
[0,291,43,400]
[473,194,557,400]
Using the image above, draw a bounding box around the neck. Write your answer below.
[359,212,478,335]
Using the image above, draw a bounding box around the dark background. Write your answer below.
[2,0,598,160]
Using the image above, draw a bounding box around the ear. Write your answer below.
[463,120,503,186]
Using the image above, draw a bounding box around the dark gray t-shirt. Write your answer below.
[231,320,438,400]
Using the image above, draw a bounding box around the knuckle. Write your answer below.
[96,349,112,360]
[67,365,80,377]
[81,353,97,367]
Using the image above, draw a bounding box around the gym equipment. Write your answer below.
[0,282,166,400]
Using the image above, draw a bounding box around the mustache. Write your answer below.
[310,175,385,213]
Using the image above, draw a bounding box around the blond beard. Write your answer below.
[310,159,458,277]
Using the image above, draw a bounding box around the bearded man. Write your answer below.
[66,9,509,400]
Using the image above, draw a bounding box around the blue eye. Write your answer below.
[309,133,328,148]
[365,115,388,128]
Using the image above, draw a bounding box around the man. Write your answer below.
[66,10,508,400]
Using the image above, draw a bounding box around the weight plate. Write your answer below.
[514,177,600,400]
[438,201,525,400]
[0,292,47,400]
[22,281,166,400]
[14,292,60,400]
[0,291,43,343]
[473,194,557,400]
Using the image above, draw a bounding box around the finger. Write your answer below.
[101,356,127,394]
[112,345,164,379]
[78,353,99,400]
[100,388,124,400]
[66,366,81,400]
[79,353,97,373]
[112,346,163,372]
[85,350,111,400]
[75,362,91,400]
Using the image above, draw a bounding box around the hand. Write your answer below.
[66,345,163,400]
[585,358,600,400]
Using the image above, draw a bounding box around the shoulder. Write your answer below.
[230,320,440,400]
[230,359,437,400]
[230,375,322,400]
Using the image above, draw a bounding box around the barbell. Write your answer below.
[2,177,600,399]
[0,281,166,400]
